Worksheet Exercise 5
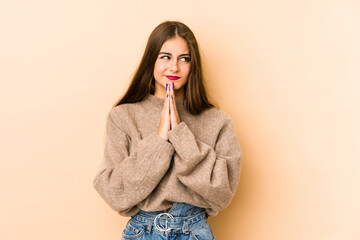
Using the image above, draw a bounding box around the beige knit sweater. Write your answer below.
[93,94,242,217]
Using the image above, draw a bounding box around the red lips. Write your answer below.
[166,75,180,80]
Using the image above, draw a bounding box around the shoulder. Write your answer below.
[199,106,234,126]
[108,102,137,116]
[107,103,130,121]
[184,106,235,135]
[106,101,145,128]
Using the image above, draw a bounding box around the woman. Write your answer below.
[93,20,242,240]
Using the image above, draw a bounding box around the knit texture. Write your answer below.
[93,94,242,217]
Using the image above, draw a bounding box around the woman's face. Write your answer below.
[153,36,191,98]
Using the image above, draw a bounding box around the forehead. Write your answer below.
[160,37,189,54]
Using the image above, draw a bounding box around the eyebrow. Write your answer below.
[159,52,190,56]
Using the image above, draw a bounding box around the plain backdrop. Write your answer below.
[1,0,359,239]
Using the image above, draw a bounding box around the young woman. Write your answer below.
[93,21,242,240]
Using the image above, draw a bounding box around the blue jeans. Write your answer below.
[121,202,215,240]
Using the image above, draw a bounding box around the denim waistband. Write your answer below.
[131,210,207,234]
[130,202,207,234]
[138,202,205,217]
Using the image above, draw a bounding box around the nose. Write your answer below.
[169,59,179,72]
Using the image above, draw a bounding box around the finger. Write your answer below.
[169,87,180,129]
[169,97,175,129]
[163,83,169,109]
[169,85,174,112]
[172,82,178,110]
[172,82,175,94]
[172,82,179,106]
[169,84,174,125]
[164,83,171,129]
[171,82,175,99]
[167,82,171,110]
[167,83,172,123]
[170,82,176,113]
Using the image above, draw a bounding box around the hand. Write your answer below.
[157,82,181,141]
[157,83,171,141]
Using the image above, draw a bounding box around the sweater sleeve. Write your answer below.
[93,110,175,213]
[167,118,242,212]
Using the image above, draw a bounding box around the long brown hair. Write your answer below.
[113,21,215,115]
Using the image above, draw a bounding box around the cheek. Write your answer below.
[182,65,191,76]
[154,61,166,76]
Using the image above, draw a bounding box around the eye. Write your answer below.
[180,57,191,62]
[160,55,170,60]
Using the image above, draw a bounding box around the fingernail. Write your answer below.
[167,94,168,98]
[172,82,174,90]
[166,83,168,90]
[171,95,173,99]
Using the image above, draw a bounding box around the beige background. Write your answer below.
[1,0,359,239]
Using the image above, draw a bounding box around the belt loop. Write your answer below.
[147,216,152,233]
[182,218,189,233]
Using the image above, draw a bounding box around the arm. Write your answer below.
[167,117,242,211]
[93,110,175,213]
